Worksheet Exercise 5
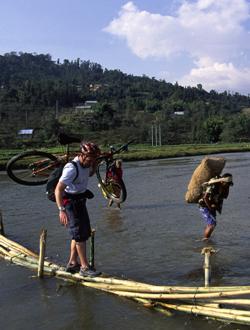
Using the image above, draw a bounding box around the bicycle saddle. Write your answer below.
[58,133,81,145]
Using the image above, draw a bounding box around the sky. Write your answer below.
[0,0,250,95]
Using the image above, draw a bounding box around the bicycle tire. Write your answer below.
[6,150,59,186]
[96,162,127,203]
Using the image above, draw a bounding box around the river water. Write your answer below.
[1,152,250,330]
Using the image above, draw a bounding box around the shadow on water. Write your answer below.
[1,152,250,330]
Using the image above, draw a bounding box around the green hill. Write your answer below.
[0,52,250,148]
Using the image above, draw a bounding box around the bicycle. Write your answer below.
[6,133,134,204]
[96,141,134,204]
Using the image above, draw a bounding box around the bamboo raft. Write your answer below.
[1,219,250,326]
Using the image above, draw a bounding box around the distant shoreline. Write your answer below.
[119,143,250,162]
[1,143,250,171]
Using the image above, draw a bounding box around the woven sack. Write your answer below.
[185,157,226,203]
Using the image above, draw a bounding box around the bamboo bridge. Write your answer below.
[1,210,250,326]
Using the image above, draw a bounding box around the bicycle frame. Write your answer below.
[6,136,134,201]
[96,139,134,203]
[29,159,59,176]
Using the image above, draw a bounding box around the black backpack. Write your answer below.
[46,161,78,202]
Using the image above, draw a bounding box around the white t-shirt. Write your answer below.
[59,156,90,194]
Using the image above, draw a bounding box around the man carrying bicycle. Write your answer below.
[55,141,101,277]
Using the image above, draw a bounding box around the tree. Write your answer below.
[221,114,250,142]
[1,52,250,147]
[202,117,224,143]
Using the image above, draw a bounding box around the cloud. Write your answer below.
[179,57,250,93]
[104,2,184,59]
[104,0,250,93]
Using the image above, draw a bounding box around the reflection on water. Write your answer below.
[1,152,250,330]
[103,208,124,232]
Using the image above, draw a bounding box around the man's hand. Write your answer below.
[59,210,68,226]
[55,181,67,225]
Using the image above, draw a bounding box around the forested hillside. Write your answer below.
[0,52,250,147]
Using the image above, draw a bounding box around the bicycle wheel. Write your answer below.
[96,162,127,203]
[6,151,59,186]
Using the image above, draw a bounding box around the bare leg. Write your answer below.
[68,240,79,265]
[75,241,89,268]
[204,224,215,239]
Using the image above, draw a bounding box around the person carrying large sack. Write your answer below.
[185,157,233,240]
[198,173,233,240]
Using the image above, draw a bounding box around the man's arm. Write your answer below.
[203,192,216,212]
[55,181,68,226]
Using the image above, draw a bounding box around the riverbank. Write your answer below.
[1,142,250,170]
[120,143,250,161]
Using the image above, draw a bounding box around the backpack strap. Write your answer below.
[70,161,79,182]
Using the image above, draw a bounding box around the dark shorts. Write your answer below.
[65,199,91,242]
[199,207,217,226]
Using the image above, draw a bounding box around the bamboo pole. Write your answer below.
[198,299,250,306]
[4,245,250,324]
[54,274,250,322]
[3,233,250,326]
[2,236,250,295]
[56,271,159,288]
[54,269,250,293]
[38,229,47,278]
[57,273,173,317]
[3,243,250,308]
[0,247,247,306]
[3,247,60,271]
[201,247,216,287]
[0,234,38,257]
[158,302,250,317]
[133,297,155,308]
[52,272,250,304]
[3,235,250,295]
[106,289,250,300]
[0,245,12,257]
[195,303,220,308]
[2,253,55,275]
[0,210,5,236]
[157,302,250,325]
[89,229,95,268]
[133,297,172,316]
[195,305,250,317]
[0,242,60,271]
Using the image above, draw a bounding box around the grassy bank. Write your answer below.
[1,142,250,171]
[121,143,250,161]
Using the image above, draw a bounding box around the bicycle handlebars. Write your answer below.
[97,139,135,161]
[112,139,135,155]
[57,133,135,161]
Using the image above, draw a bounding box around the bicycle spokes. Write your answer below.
[6,151,59,186]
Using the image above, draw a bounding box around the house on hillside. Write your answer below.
[85,100,98,106]
[173,111,185,116]
[75,105,92,111]
[74,100,98,114]
[17,129,34,139]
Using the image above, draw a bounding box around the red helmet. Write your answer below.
[80,141,100,156]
